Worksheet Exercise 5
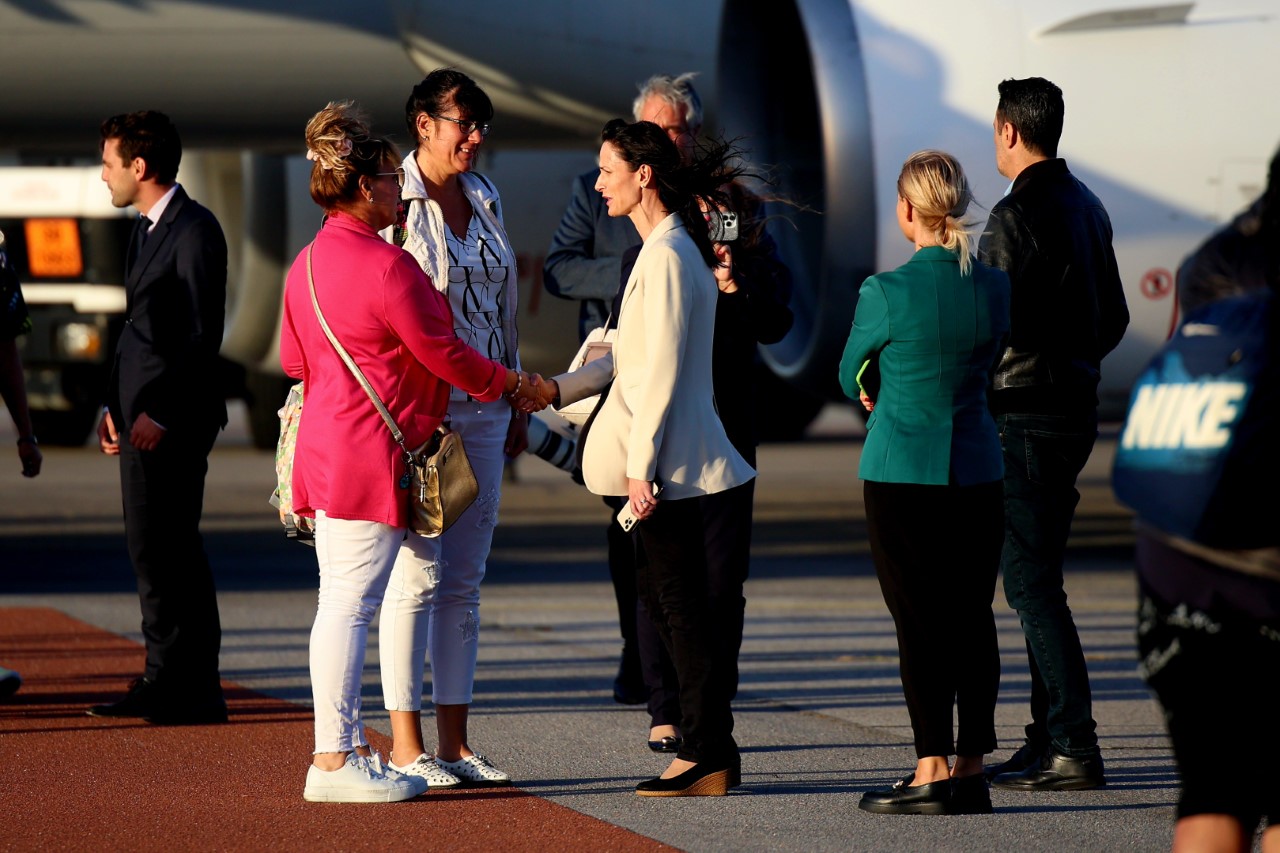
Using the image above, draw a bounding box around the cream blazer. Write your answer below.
[554,213,755,500]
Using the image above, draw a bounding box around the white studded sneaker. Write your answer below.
[370,751,430,796]
[433,752,512,786]
[389,753,461,789]
[303,752,419,803]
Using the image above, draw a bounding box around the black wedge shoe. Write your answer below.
[858,773,952,815]
[647,736,682,753]
[635,761,732,797]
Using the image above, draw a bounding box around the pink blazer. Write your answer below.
[280,212,506,526]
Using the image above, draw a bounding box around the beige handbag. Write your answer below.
[306,246,478,537]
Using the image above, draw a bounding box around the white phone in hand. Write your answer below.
[616,482,663,531]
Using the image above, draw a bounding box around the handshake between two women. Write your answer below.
[505,370,560,415]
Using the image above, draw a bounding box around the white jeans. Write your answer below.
[309,510,402,754]
[380,400,509,709]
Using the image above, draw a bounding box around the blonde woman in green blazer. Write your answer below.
[838,150,1010,816]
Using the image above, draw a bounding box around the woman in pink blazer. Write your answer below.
[279,101,539,804]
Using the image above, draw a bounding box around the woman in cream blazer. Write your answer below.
[556,211,753,499]
[539,119,754,798]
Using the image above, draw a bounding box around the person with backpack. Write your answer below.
[1115,144,1280,851]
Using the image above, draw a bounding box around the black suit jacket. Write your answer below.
[108,185,228,433]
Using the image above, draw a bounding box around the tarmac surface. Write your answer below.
[0,405,1188,851]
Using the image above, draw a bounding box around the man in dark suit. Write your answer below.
[89,111,229,725]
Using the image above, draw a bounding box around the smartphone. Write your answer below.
[616,482,664,531]
[707,209,739,243]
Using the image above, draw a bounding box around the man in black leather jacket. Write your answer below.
[977,77,1129,792]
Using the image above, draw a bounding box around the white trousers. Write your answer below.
[380,400,509,709]
[309,510,402,754]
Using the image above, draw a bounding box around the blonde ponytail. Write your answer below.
[896,150,975,275]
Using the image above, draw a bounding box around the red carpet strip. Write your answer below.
[0,607,674,852]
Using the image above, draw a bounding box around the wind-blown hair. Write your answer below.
[631,72,703,131]
[897,149,975,275]
[304,101,398,209]
[600,118,745,268]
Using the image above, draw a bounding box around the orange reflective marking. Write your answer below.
[24,218,83,278]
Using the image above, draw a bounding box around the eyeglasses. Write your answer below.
[431,114,491,138]
[376,167,406,187]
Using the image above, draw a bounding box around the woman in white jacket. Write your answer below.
[533,119,756,797]
[379,68,524,789]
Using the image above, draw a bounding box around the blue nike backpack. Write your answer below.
[1111,290,1277,549]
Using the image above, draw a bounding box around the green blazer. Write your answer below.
[838,246,1010,485]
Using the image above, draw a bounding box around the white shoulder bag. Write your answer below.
[557,325,615,427]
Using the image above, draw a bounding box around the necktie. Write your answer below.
[130,214,150,269]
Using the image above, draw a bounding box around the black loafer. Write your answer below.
[949,773,994,814]
[992,748,1105,791]
[635,761,732,797]
[647,736,682,753]
[983,742,1044,780]
[858,773,952,815]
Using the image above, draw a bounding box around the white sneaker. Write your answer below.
[389,753,461,789]
[371,751,430,796]
[433,752,512,786]
[303,753,419,803]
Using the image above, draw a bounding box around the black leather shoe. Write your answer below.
[612,653,647,706]
[635,762,732,797]
[949,773,994,814]
[647,736,682,753]
[992,748,1106,791]
[983,742,1044,780]
[859,773,952,815]
[87,676,157,718]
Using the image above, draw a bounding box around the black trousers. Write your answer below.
[864,479,1003,758]
[634,486,749,765]
[602,494,641,670]
[638,479,754,729]
[119,422,223,696]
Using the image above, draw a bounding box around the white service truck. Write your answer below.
[0,167,135,445]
